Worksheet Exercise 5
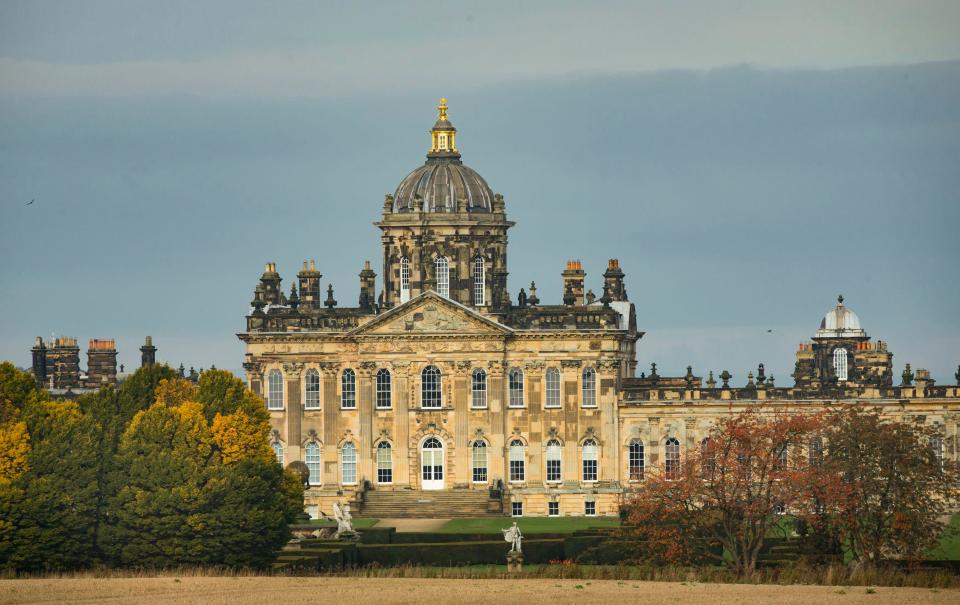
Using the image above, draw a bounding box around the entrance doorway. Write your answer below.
[421,437,444,490]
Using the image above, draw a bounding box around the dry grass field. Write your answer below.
[1,576,956,605]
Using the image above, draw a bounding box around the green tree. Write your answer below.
[0,400,100,571]
[0,362,39,412]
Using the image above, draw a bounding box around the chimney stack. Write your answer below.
[140,335,157,367]
[48,337,81,389]
[603,259,627,302]
[86,339,118,386]
[31,336,48,387]
[561,260,586,305]
[260,262,282,305]
[297,259,322,309]
[359,260,377,313]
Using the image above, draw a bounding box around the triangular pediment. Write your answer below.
[349,291,511,337]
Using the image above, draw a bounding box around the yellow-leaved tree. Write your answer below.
[212,409,274,465]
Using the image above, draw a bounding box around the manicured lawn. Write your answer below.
[928,513,960,560]
[437,516,619,534]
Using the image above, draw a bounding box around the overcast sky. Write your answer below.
[1,1,958,382]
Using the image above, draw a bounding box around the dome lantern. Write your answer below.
[429,98,458,157]
[392,97,494,213]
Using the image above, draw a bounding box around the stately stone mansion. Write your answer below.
[240,100,960,519]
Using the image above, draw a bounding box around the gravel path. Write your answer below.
[1,577,955,605]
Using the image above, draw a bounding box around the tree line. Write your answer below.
[0,362,304,572]
[621,406,958,576]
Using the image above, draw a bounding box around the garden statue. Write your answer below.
[333,502,357,540]
[502,521,523,553]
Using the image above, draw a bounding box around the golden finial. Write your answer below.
[437,97,448,121]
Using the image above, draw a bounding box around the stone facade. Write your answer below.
[239,100,960,518]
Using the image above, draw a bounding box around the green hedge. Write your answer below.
[358,527,396,544]
[563,536,605,561]
[391,532,568,544]
[357,539,565,566]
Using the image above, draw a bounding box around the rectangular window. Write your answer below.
[548,501,559,517]
[305,370,321,410]
[341,370,356,409]
[472,444,488,483]
[305,444,321,486]
[307,505,319,520]
[377,445,392,484]
[512,502,523,517]
[547,459,561,482]
[545,368,561,408]
[376,369,392,409]
[471,370,487,409]
[509,442,525,482]
[585,501,596,516]
[628,441,644,481]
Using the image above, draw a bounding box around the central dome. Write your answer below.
[392,99,494,213]
[816,295,866,338]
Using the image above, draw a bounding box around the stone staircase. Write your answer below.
[358,489,502,518]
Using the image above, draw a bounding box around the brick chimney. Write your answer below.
[86,339,118,386]
[561,260,586,305]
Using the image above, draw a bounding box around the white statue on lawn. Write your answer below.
[502,521,523,553]
[332,502,355,539]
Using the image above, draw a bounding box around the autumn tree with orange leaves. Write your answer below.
[622,409,834,576]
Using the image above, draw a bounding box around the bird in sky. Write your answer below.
[767,329,773,333]
[25,199,34,205]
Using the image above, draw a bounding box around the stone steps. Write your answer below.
[358,489,502,518]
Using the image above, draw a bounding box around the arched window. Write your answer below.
[664,437,681,480]
[435,256,449,298]
[341,369,356,409]
[931,435,944,470]
[267,369,284,410]
[545,367,561,408]
[473,255,485,305]
[376,368,392,409]
[509,439,525,482]
[833,347,848,381]
[305,442,321,485]
[471,368,487,409]
[472,441,488,483]
[582,367,597,407]
[305,369,320,410]
[272,441,284,466]
[377,442,392,484]
[508,368,524,408]
[809,436,824,467]
[582,438,598,482]
[400,257,411,303]
[421,365,442,408]
[546,439,562,483]
[341,442,357,485]
[628,439,644,480]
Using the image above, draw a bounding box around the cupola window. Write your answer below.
[473,255,485,305]
[400,257,410,303]
[833,347,848,381]
[435,256,449,298]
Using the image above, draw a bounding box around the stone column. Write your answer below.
[393,362,411,486]
[358,363,376,485]
[488,360,506,482]
[321,364,339,481]
[283,363,305,464]
[454,361,470,486]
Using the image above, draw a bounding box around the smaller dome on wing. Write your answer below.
[816,295,866,338]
